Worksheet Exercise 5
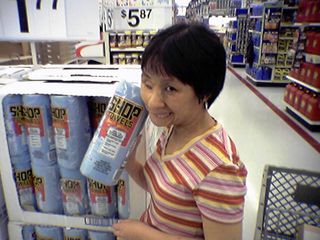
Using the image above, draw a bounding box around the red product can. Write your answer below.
[305,94,320,121]
[300,90,312,115]
[293,87,305,111]
[288,84,298,106]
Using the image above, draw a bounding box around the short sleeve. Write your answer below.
[192,164,247,224]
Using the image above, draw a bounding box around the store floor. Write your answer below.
[208,67,320,239]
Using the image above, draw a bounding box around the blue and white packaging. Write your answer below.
[117,170,130,219]
[35,226,63,240]
[22,225,36,240]
[13,159,36,211]
[2,94,28,160]
[88,97,110,132]
[80,80,148,185]
[87,178,116,217]
[22,94,56,166]
[88,230,115,240]
[63,228,88,240]
[59,167,89,216]
[51,95,91,169]
[31,163,63,214]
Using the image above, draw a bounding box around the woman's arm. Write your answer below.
[202,215,243,240]
[113,219,194,240]
[125,128,148,191]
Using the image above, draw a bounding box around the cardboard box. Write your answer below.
[296,224,320,240]
[0,66,147,231]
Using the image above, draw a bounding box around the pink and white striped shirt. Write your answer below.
[140,123,247,239]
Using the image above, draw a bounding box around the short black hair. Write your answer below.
[141,22,226,107]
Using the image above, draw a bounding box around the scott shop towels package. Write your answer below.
[80,80,148,186]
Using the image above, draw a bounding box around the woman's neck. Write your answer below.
[165,111,216,154]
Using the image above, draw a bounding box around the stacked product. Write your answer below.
[226,8,249,67]
[2,92,136,239]
[109,30,157,65]
[246,2,281,83]
[285,0,320,130]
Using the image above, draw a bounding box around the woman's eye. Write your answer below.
[165,86,176,92]
[143,81,152,90]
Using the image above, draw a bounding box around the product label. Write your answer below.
[23,106,45,147]
[118,179,126,205]
[9,104,24,135]
[61,179,82,201]
[88,100,108,130]
[36,234,54,240]
[15,169,33,189]
[33,174,45,201]
[52,106,69,149]
[99,95,143,158]
[64,237,83,240]
[88,178,112,203]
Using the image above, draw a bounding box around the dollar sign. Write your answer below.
[121,9,126,19]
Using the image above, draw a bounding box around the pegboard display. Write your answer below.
[255,165,320,240]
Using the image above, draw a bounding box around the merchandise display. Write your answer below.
[0,66,148,239]
[109,30,157,65]
[285,0,320,131]
[226,8,249,67]
[246,2,283,84]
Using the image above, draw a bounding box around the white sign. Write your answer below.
[0,0,100,41]
[111,6,173,30]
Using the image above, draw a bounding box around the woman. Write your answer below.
[113,22,247,240]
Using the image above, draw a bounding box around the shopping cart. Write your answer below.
[254,165,320,240]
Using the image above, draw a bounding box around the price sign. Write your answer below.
[120,9,153,27]
[112,6,173,30]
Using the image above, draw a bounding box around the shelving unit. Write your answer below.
[284,10,320,131]
[245,2,286,86]
[226,8,249,68]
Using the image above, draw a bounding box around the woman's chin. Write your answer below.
[149,114,173,127]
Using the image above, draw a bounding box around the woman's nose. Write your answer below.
[148,89,165,109]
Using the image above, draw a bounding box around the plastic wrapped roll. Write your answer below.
[50,95,91,169]
[63,228,88,240]
[87,178,116,217]
[35,226,63,240]
[88,230,116,240]
[59,167,89,216]
[80,80,148,185]
[117,170,130,219]
[31,163,63,214]
[22,225,36,240]
[2,94,29,160]
[22,94,56,166]
[13,158,36,211]
[88,96,110,132]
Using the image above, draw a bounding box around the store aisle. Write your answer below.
[209,69,320,240]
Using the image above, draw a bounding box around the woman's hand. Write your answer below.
[113,219,149,240]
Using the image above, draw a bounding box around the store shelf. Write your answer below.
[246,73,288,86]
[294,23,320,27]
[249,15,263,19]
[285,103,320,131]
[228,60,245,68]
[249,30,262,35]
[286,75,320,93]
[304,53,320,65]
[110,47,145,52]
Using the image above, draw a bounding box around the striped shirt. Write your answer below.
[140,123,247,239]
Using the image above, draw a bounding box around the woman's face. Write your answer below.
[140,70,204,128]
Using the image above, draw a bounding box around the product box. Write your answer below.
[296,224,320,240]
[0,66,147,232]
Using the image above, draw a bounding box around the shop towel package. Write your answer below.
[0,65,148,239]
[80,80,148,186]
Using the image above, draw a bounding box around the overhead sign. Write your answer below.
[0,0,100,41]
